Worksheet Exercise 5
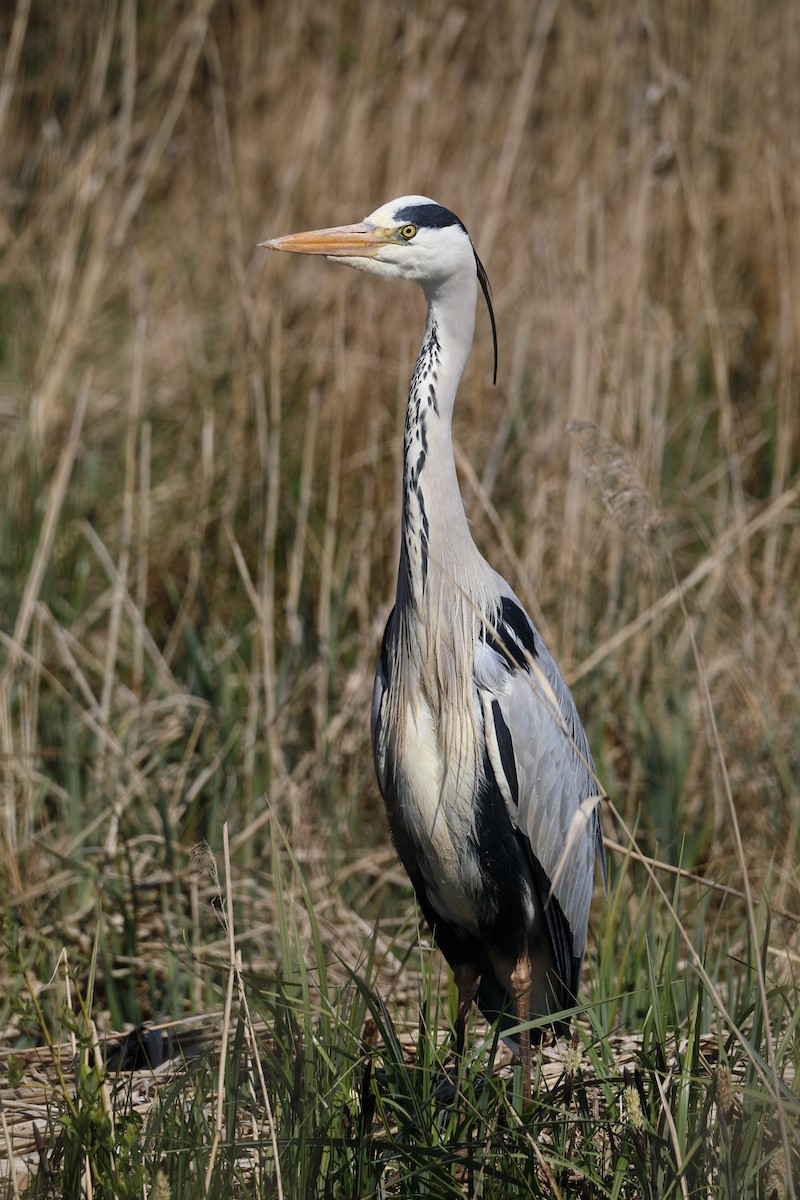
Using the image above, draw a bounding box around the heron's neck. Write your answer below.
[397,270,481,614]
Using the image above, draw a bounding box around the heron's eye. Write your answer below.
[400,224,417,240]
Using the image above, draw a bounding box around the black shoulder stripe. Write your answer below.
[485,597,538,672]
[491,699,519,807]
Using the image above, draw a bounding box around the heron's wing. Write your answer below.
[475,591,605,995]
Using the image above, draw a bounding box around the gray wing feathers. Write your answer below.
[488,593,604,963]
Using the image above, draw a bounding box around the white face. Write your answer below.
[345,195,473,285]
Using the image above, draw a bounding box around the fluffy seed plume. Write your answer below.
[567,419,662,544]
[715,1063,735,1122]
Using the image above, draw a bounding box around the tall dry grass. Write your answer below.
[0,4,799,1181]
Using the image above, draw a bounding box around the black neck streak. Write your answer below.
[401,321,442,597]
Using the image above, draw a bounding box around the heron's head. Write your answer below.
[261,195,497,379]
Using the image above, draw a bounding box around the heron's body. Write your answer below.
[262,196,604,1089]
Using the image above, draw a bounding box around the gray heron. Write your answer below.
[261,196,605,1097]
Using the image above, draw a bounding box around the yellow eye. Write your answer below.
[400,224,417,240]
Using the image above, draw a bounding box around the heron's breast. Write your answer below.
[390,697,484,933]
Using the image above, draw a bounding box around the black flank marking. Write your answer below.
[490,700,519,807]
[472,747,530,961]
[528,854,582,1004]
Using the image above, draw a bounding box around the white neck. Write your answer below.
[396,262,484,614]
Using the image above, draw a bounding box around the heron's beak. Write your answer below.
[259,223,387,259]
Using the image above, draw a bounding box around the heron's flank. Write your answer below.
[261,195,605,1098]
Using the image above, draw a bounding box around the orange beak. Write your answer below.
[259,223,387,258]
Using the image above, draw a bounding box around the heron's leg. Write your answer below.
[510,950,533,1102]
[453,963,480,1061]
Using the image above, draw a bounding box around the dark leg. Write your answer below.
[510,949,533,1102]
[453,963,480,1061]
